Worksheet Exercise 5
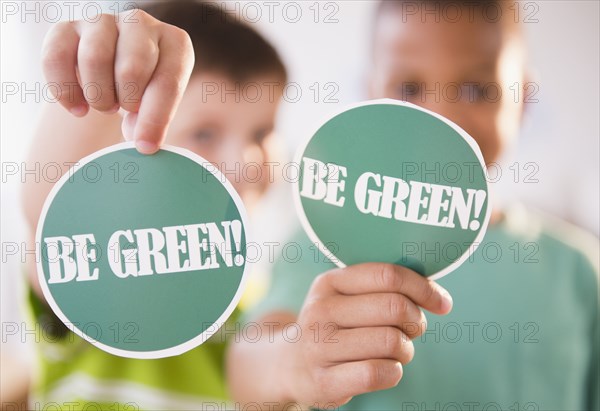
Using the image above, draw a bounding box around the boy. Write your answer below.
[227,1,599,410]
[22,1,286,409]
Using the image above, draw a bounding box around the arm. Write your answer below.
[22,105,121,296]
[227,263,453,409]
[226,311,298,408]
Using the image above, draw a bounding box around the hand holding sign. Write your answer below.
[283,263,452,407]
[271,100,488,406]
[41,9,194,154]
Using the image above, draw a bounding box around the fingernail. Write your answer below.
[135,140,158,155]
[439,288,453,312]
[70,105,88,117]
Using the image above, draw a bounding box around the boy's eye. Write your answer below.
[253,128,272,144]
[396,82,420,100]
[460,83,486,103]
[193,129,216,141]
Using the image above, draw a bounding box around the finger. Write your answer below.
[323,327,414,365]
[132,23,194,154]
[319,293,426,336]
[41,21,87,116]
[323,359,402,402]
[115,11,160,112]
[313,263,453,315]
[76,15,119,112]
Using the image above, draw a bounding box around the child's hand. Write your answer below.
[41,10,195,154]
[284,263,453,408]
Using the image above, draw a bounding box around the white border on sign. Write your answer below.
[292,98,492,281]
[35,142,252,359]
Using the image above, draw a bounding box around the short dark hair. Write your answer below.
[141,1,287,83]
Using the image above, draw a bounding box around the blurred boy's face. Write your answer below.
[370,7,527,165]
[166,73,283,206]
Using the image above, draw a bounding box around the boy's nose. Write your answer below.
[215,138,265,192]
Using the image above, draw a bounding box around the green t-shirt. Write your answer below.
[249,204,599,411]
[28,291,239,410]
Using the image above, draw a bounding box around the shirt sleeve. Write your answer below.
[28,283,72,342]
[241,229,337,323]
[580,252,600,411]
[589,311,599,411]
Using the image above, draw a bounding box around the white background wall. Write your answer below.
[1,0,599,365]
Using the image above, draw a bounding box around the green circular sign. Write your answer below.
[36,143,249,358]
[294,99,490,279]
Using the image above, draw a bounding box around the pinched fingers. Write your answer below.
[40,10,195,155]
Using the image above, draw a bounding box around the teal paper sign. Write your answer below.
[294,99,490,279]
[36,143,249,358]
